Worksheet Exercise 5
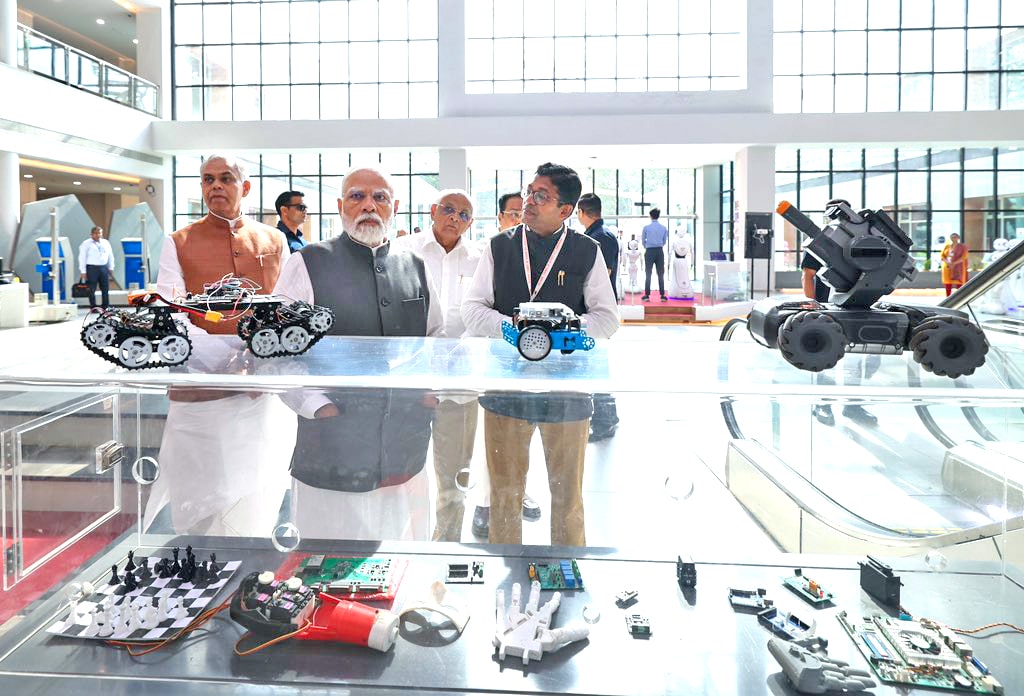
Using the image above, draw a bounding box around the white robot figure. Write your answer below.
[624,237,642,293]
[668,229,694,299]
[978,237,1024,315]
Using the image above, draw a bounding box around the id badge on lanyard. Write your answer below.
[522,225,568,302]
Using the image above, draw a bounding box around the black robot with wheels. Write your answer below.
[747,199,988,378]
[81,284,334,370]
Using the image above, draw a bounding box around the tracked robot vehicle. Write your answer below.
[81,276,334,369]
[748,200,988,378]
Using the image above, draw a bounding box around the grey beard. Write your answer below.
[345,221,386,247]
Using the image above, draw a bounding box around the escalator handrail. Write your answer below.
[939,238,1024,310]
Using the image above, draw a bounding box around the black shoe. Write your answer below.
[661,295,668,301]
[812,405,835,426]
[641,295,650,301]
[842,405,878,426]
[522,495,542,521]
[589,424,618,442]
[471,506,489,538]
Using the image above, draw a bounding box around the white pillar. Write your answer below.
[0,151,19,262]
[0,0,16,67]
[438,148,468,191]
[695,165,722,263]
[436,0,465,117]
[746,0,774,111]
[734,146,777,295]
[135,7,170,119]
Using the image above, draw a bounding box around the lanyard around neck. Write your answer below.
[521,224,568,302]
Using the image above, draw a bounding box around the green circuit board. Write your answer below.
[783,569,833,606]
[838,611,1004,694]
[294,556,399,598]
[528,559,584,590]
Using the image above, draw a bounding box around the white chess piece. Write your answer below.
[96,609,113,637]
[124,605,141,634]
[156,595,169,621]
[166,596,187,620]
[139,605,159,630]
[81,609,101,637]
[109,608,126,635]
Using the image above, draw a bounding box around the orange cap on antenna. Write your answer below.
[776,201,792,215]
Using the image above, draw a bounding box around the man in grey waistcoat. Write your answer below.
[274,167,443,541]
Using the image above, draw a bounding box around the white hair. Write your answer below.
[340,166,395,195]
[434,188,473,212]
[200,154,250,182]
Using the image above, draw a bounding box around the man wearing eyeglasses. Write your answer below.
[463,163,619,547]
[274,167,443,541]
[497,191,523,233]
[393,189,485,541]
[274,190,307,252]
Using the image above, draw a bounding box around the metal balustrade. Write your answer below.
[15,24,159,116]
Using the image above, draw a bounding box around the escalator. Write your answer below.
[718,243,1024,559]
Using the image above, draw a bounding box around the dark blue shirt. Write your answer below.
[584,218,619,294]
[277,220,306,252]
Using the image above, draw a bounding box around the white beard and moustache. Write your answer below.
[344,212,388,247]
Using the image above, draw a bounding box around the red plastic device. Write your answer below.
[295,593,399,652]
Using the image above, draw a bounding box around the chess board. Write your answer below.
[45,557,241,642]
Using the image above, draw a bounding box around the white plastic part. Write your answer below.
[399,581,472,633]
[493,581,589,665]
[258,571,275,585]
[285,576,303,591]
[367,609,400,652]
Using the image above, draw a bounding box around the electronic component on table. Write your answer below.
[784,568,833,606]
[758,606,817,642]
[231,571,399,652]
[615,590,638,607]
[676,555,696,588]
[838,611,1004,694]
[528,560,583,590]
[294,556,403,601]
[625,614,651,637]
[858,556,902,611]
[445,561,485,584]
[768,637,876,695]
[729,587,773,612]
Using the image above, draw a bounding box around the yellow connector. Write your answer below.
[205,310,223,322]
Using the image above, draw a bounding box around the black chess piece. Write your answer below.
[124,550,136,573]
[192,561,207,585]
[157,559,173,579]
[208,553,221,575]
[123,569,138,592]
[186,545,194,565]
[109,564,120,585]
[170,547,181,575]
[136,558,151,582]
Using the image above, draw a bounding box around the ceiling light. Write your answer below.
[132,39,139,45]
[113,186,122,191]
[18,158,141,184]
[96,18,105,25]
[38,187,47,191]
[73,181,82,186]
[23,174,33,179]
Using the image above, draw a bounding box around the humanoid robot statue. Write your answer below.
[668,228,694,299]
[977,237,1024,316]
[748,199,989,378]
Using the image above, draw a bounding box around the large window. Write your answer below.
[172,0,438,120]
[465,0,746,94]
[468,166,696,241]
[774,0,1024,112]
[173,151,440,239]
[774,147,1024,271]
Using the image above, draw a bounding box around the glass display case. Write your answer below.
[0,328,1021,695]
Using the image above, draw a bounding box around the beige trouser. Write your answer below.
[484,410,588,546]
[431,399,479,541]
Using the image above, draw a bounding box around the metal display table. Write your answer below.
[0,538,1021,695]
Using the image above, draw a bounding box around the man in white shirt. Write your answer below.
[274,167,444,541]
[395,189,485,541]
[462,162,619,546]
[78,226,115,308]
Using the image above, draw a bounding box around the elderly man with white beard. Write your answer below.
[273,167,444,541]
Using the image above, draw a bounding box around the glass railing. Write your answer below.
[15,24,159,116]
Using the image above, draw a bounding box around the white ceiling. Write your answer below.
[19,0,138,61]
[465,144,743,171]
[20,163,139,197]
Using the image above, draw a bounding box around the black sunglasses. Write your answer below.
[284,204,308,212]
